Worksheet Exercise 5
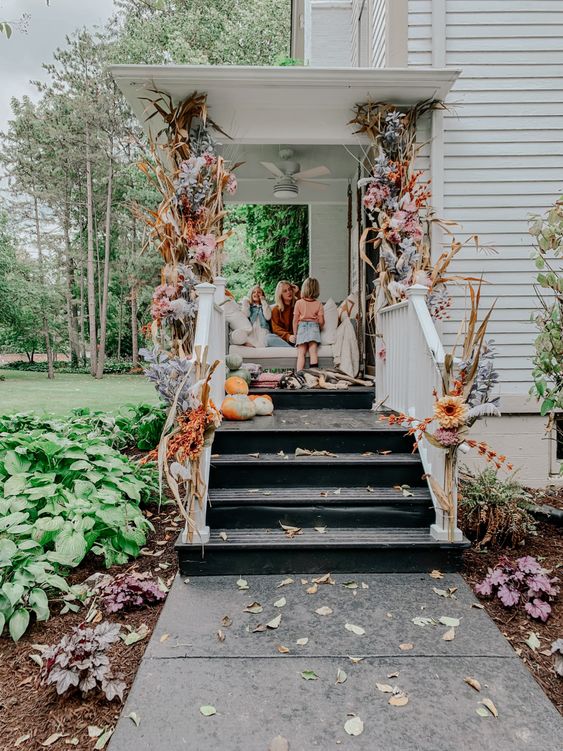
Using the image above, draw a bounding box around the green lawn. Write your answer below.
[0,371,158,416]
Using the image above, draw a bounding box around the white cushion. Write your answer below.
[229,344,334,360]
[222,298,251,332]
[320,298,338,345]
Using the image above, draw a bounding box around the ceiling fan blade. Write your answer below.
[300,180,329,190]
[293,165,331,179]
[260,161,285,177]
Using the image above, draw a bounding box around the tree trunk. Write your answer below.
[33,195,54,379]
[96,158,113,379]
[85,131,97,376]
[63,193,81,367]
[131,284,139,368]
[117,286,123,360]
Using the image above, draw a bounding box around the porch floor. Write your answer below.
[108,572,562,751]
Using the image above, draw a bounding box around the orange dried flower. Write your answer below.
[433,395,468,429]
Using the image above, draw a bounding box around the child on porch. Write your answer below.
[293,277,324,371]
[241,285,272,348]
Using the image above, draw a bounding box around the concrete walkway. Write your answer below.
[109,573,562,750]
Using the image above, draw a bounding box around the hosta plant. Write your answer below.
[99,573,167,614]
[38,621,126,701]
[475,555,560,622]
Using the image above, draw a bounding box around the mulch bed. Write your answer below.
[0,503,179,750]
[462,502,563,716]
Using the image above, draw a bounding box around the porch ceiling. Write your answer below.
[109,64,461,146]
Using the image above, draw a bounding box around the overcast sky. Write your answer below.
[0,0,116,132]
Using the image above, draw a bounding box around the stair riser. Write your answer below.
[176,545,465,576]
[207,503,434,529]
[214,430,412,455]
[249,390,374,410]
[209,462,425,488]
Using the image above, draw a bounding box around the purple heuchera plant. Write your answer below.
[39,621,126,701]
[100,573,167,614]
[475,555,559,622]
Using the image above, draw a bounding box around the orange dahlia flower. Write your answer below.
[433,395,468,429]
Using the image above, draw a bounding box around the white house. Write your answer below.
[112,0,563,488]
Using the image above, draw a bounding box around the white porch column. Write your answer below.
[309,204,349,301]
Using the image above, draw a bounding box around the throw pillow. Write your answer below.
[320,297,338,345]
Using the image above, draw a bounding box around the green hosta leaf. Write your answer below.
[68,460,92,471]
[29,588,50,621]
[0,592,13,616]
[96,506,127,527]
[9,608,30,641]
[26,484,59,501]
[73,480,96,498]
[0,511,29,531]
[0,611,5,635]
[0,539,17,563]
[2,582,24,607]
[3,473,28,497]
[3,451,31,475]
[54,528,88,566]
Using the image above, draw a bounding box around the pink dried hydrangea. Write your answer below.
[434,427,462,447]
[226,173,238,195]
[190,233,217,263]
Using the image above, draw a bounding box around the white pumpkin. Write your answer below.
[252,395,274,416]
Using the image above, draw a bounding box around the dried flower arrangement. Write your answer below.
[380,283,507,540]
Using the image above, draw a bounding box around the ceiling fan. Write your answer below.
[260,148,331,198]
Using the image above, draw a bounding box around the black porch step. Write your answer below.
[248,386,374,410]
[207,486,434,528]
[176,527,470,575]
[209,452,425,488]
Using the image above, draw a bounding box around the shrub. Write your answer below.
[475,555,559,622]
[459,468,535,548]
[0,359,135,375]
[38,621,126,700]
[99,572,167,614]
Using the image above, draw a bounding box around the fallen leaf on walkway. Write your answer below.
[216,630,225,642]
[276,644,290,654]
[389,694,409,707]
[429,570,444,579]
[439,616,460,628]
[387,671,399,678]
[94,730,113,750]
[525,631,541,652]
[376,683,394,693]
[219,531,228,541]
[301,670,318,681]
[412,617,435,627]
[244,602,263,614]
[296,637,309,645]
[362,451,374,456]
[315,606,333,616]
[306,583,318,594]
[253,624,267,632]
[345,623,365,635]
[335,668,347,684]
[442,627,456,641]
[295,447,337,457]
[236,578,249,590]
[277,450,287,458]
[378,450,392,455]
[361,582,369,589]
[200,706,217,717]
[312,573,335,585]
[334,488,341,495]
[159,633,169,643]
[277,578,294,587]
[248,453,260,458]
[267,614,282,629]
[344,715,364,736]
[42,735,67,748]
[127,712,141,727]
[274,597,286,608]
[471,603,484,610]
[221,615,232,627]
[269,736,289,751]
[399,643,414,651]
[248,489,259,494]
[319,491,329,497]
[479,698,498,718]
[279,523,302,538]
[366,486,375,493]
[348,656,364,663]
[343,581,358,589]
[314,526,327,534]
[464,677,481,692]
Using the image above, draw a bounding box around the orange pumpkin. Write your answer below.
[250,395,274,416]
[225,376,249,395]
[249,394,273,403]
[221,395,256,421]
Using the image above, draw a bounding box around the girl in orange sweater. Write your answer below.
[293,277,324,371]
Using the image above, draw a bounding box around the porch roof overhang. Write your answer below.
[109,64,461,145]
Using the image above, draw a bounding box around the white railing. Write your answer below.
[183,276,226,544]
[376,284,463,542]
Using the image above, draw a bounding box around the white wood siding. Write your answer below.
[407,0,563,396]
[371,0,386,68]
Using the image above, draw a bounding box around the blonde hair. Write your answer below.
[274,280,295,312]
[301,277,320,300]
[249,285,265,300]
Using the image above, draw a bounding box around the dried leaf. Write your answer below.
[343,581,358,589]
[345,623,365,635]
[315,606,333,616]
[244,601,263,614]
[389,694,409,707]
[399,643,414,651]
[253,624,267,633]
[296,638,309,646]
[475,706,489,718]
[525,631,541,652]
[430,570,444,579]
[216,630,225,642]
[442,627,456,641]
[464,677,481,692]
[159,633,170,643]
[94,730,113,750]
[274,597,286,608]
[471,603,485,610]
[348,656,364,664]
[433,588,449,598]
[277,578,294,588]
[334,488,341,495]
[236,578,249,590]
[300,579,308,585]
[376,683,394,693]
[221,615,233,627]
[361,582,369,589]
[300,670,318,681]
[412,617,435,627]
[269,736,289,751]
[88,727,104,739]
[248,453,260,458]
[15,736,31,747]
[344,716,364,736]
[314,526,327,534]
[306,583,318,595]
[218,531,228,541]
[279,523,302,538]
[312,573,335,585]
[65,740,79,747]
[127,712,141,727]
[200,705,217,717]
[276,644,290,654]
[121,623,149,646]
[480,698,498,718]
[267,614,282,629]
[335,668,348,684]
[387,671,399,678]
[439,616,460,628]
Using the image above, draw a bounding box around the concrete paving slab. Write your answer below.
[109,654,562,751]
[145,573,514,659]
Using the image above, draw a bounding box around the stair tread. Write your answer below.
[218,409,402,433]
[211,452,421,465]
[208,486,431,503]
[196,527,468,548]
